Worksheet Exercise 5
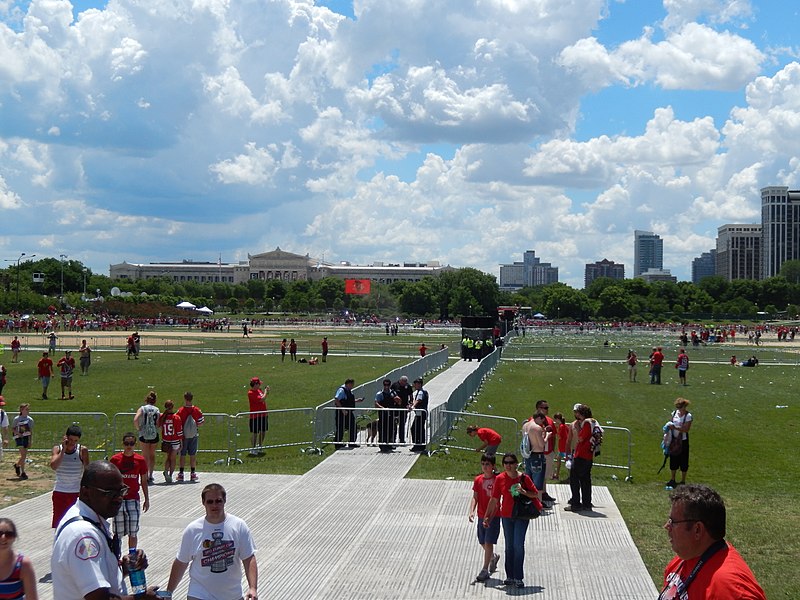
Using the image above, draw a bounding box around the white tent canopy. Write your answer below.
[176,301,196,309]
[196,306,213,314]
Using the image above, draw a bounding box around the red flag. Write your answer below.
[345,279,371,295]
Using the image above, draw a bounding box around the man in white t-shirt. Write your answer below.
[166,483,259,600]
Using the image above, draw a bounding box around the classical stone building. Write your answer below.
[111,247,451,285]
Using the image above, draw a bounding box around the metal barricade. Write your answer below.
[112,412,233,463]
[231,408,316,461]
[20,411,111,459]
[592,425,633,480]
[318,406,429,451]
[313,349,449,451]
[429,348,500,448]
[435,411,519,456]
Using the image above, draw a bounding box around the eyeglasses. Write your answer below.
[666,518,697,528]
[123,441,136,446]
[205,498,225,505]
[503,461,517,465]
[0,531,16,538]
[90,485,129,498]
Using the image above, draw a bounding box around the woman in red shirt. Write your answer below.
[565,404,594,512]
[483,453,540,588]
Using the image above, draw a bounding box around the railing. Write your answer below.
[591,425,633,480]
[433,411,519,456]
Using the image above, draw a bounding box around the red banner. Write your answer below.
[345,279,371,295]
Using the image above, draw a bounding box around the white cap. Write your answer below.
[573,403,582,411]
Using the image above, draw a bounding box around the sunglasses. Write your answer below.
[204,498,225,505]
[0,531,16,538]
[123,441,136,446]
[90,485,129,498]
[503,461,517,465]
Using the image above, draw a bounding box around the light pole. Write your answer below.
[60,254,67,304]
[3,252,36,312]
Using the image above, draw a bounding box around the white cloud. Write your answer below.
[0,175,22,208]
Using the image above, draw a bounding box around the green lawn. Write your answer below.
[3,329,796,596]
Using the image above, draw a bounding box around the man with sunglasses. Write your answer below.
[660,484,765,599]
[166,483,259,600]
[110,432,150,553]
[52,460,159,600]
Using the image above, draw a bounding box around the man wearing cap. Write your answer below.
[247,377,269,456]
[57,349,76,400]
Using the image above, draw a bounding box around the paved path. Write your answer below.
[2,358,659,599]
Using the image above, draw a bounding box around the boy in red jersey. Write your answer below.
[468,454,500,582]
[110,432,150,551]
[157,400,183,483]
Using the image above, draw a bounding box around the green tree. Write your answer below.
[779,259,800,284]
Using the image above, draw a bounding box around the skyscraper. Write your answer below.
[716,225,761,281]
[499,250,558,290]
[691,250,716,284]
[584,259,625,288]
[633,230,663,277]
[761,186,800,278]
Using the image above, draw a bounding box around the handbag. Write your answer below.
[512,493,542,520]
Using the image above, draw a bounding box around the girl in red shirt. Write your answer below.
[157,399,182,484]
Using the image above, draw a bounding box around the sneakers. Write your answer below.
[20,472,28,480]
[502,579,515,586]
[147,476,155,485]
[516,580,525,588]
[68,395,74,400]
[476,569,490,582]
[163,471,172,484]
[489,553,500,573]
[542,493,556,503]
[190,472,198,481]
[176,472,185,482]
[564,504,582,512]
[666,480,677,489]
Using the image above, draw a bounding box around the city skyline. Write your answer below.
[2,2,800,289]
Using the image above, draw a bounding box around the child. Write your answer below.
[12,403,33,480]
[468,454,501,582]
[157,399,183,483]
[553,413,569,480]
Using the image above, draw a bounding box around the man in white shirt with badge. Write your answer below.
[52,460,159,600]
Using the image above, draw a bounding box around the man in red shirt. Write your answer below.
[321,337,329,362]
[247,377,269,456]
[37,351,54,399]
[56,349,76,400]
[466,425,502,457]
[110,432,150,552]
[564,404,594,513]
[651,346,665,384]
[660,484,765,599]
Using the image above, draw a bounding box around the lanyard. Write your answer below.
[658,539,726,600]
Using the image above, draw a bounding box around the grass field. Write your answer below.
[1,328,797,596]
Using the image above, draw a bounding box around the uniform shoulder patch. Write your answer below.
[74,535,102,560]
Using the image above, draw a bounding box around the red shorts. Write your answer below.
[52,490,79,528]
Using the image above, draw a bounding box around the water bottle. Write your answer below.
[128,548,147,598]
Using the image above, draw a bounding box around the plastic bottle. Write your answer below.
[128,548,147,598]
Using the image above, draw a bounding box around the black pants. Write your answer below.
[411,413,426,447]
[569,457,593,508]
[378,411,394,447]
[335,410,356,444]
[395,410,407,443]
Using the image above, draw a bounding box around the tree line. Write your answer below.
[3,257,800,321]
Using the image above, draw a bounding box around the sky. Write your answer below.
[2,0,800,289]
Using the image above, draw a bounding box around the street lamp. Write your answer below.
[60,254,67,303]
[3,252,36,312]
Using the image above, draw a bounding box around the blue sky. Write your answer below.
[2,1,800,288]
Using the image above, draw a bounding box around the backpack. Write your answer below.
[140,405,159,440]
[519,427,532,459]
[588,420,604,457]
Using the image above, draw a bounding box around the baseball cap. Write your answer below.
[250,377,261,386]
[573,403,582,411]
